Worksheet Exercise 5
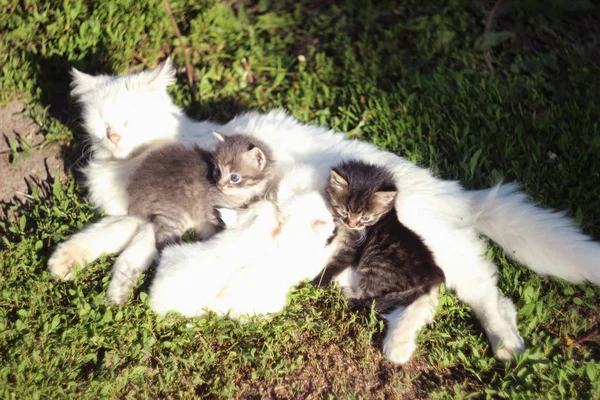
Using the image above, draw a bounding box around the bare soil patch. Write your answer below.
[0,101,67,221]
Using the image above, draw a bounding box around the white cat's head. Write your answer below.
[71,58,181,159]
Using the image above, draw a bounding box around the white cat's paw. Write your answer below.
[47,243,86,281]
[493,297,526,362]
[493,332,526,362]
[106,280,130,305]
[383,338,417,365]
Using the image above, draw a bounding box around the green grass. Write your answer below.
[1,0,599,398]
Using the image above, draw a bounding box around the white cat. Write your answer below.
[48,59,600,364]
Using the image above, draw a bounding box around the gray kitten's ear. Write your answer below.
[138,57,176,89]
[373,190,397,208]
[329,169,348,191]
[245,146,267,170]
[212,131,226,142]
[70,68,109,97]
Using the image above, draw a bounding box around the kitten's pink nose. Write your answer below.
[107,130,121,145]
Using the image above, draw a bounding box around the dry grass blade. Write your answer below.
[162,0,196,96]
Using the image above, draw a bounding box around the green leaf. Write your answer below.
[524,286,534,302]
[51,315,61,330]
[474,31,515,52]
[575,208,584,225]
[470,149,482,174]
[520,303,535,317]
[573,297,583,305]
[397,16,430,31]
[139,292,148,303]
[100,309,113,324]
[52,172,63,199]
[586,361,596,381]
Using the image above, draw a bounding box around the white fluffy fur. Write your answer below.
[49,60,600,364]
[48,215,142,280]
[471,183,600,285]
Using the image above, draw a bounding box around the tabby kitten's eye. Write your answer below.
[360,216,371,222]
[230,174,241,183]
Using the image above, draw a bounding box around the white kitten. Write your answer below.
[49,59,600,365]
[150,190,336,321]
[149,199,281,318]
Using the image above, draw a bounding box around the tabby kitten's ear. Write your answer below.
[244,145,267,170]
[212,131,226,142]
[373,190,397,210]
[329,169,348,191]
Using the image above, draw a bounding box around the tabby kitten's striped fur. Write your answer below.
[314,160,445,362]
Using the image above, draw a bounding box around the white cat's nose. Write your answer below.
[107,129,121,145]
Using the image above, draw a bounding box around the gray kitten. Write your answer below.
[127,133,277,249]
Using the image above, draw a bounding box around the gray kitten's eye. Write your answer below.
[360,216,371,222]
[230,174,240,183]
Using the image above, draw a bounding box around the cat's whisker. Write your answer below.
[69,140,95,171]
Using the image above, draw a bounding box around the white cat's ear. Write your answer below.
[212,131,226,142]
[329,169,348,191]
[246,146,267,170]
[373,191,397,208]
[311,219,328,233]
[70,68,109,96]
[137,57,176,89]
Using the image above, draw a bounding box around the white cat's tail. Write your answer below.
[470,183,600,285]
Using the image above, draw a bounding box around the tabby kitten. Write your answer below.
[127,133,277,249]
[314,160,445,362]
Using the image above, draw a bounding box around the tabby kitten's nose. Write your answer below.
[347,215,360,228]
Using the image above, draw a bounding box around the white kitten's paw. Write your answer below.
[47,243,87,281]
[493,331,526,362]
[383,339,417,365]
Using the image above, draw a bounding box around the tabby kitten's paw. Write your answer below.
[47,243,86,281]
[383,339,417,365]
